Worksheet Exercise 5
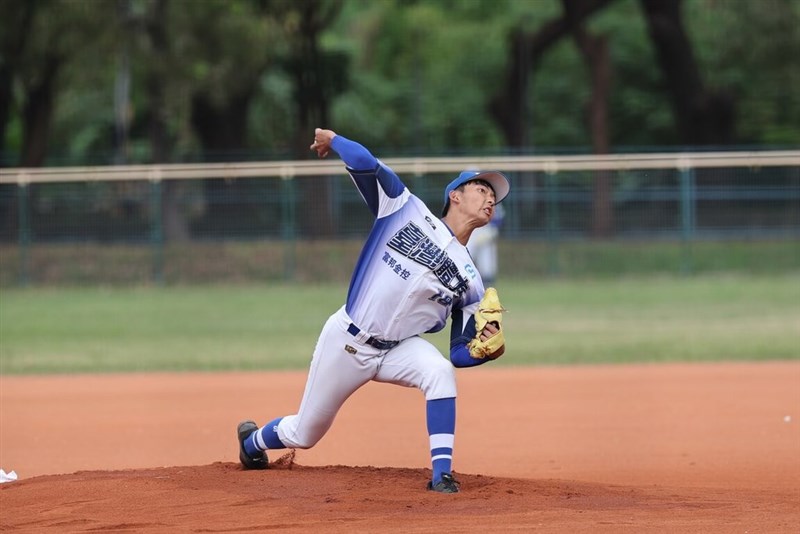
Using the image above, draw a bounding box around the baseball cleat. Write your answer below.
[237,420,268,470]
[427,473,460,493]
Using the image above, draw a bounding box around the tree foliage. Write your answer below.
[1,0,797,167]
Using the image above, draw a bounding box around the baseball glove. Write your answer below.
[468,287,506,360]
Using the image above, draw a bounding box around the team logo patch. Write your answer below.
[344,344,357,354]
[387,221,470,297]
[465,264,477,279]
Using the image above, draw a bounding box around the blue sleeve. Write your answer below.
[448,308,490,368]
[331,135,405,216]
[331,135,377,171]
[450,344,487,368]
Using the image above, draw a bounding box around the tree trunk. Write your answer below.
[639,0,735,145]
[191,90,255,236]
[288,0,334,238]
[564,0,614,237]
[0,1,36,240]
[489,0,615,149]
[21,55,60,167]
[586,36,614,237]
[489,28,532,149]
[0,0,36,164]
[0,64,14,164]
[145,0,189,242]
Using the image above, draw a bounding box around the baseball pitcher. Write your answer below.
[237,128,510,493]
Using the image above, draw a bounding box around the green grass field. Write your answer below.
[1,273,798,374]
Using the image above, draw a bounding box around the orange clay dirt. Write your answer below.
[1,362,799,533]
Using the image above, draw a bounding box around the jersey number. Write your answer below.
[428,290,453,307]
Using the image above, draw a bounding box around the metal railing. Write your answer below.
[3,150,799,183]
[1,150,798,285]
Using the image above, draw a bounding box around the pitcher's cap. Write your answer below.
[442,170,510,215]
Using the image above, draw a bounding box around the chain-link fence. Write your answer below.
[1,152,798,286]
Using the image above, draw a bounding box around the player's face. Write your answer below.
[462,180,496,223]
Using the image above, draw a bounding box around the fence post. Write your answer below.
[17,182,31,286]
[281,172,296,281]
[149,178,164,285]
[545,167,560,275]
[679,164,696,274]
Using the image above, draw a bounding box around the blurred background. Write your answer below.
[0,0,798,374]
[0,0,798,286]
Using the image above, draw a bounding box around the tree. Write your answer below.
[160,1,284,235]
[639,0,734,146]
[0,0,37,165]
[563,0,613,236]
[682,0,800,146]
[1,0,117,166]
[487,0,615,238]
[489,0,615,149]
[276,0,347,236]
[139,0,189,241]
[0,0,118,247]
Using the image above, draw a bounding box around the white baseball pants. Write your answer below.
[276,305,457,449]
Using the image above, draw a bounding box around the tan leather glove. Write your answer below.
[467,288,506,360]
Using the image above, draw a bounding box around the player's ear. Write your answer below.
[449,189,460,208]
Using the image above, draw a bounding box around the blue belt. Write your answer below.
[347,323,400,351]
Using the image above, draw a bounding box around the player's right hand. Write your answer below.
[310,128,335,158]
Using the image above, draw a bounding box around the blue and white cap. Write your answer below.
[442,170,510,215]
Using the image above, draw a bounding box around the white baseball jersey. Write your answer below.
[344,160,484,343]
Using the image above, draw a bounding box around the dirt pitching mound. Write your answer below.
[4,461,796,533]
[1,363,798,532]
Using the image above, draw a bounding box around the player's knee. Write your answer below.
[278,417,328,449]
[423,357,457,399]
[290,435,320,449]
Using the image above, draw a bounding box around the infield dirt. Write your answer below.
[1,362,798,532]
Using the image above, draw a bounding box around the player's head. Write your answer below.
[442,171,509,216]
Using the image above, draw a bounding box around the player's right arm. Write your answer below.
[311,128,405,217]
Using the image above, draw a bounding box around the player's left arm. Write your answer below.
[448,303,506,368]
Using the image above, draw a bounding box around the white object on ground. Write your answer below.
[0,469,18,483]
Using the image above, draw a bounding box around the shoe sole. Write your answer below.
[237,420,268,470]
[427,474,460,493]
[427,484,459,493]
